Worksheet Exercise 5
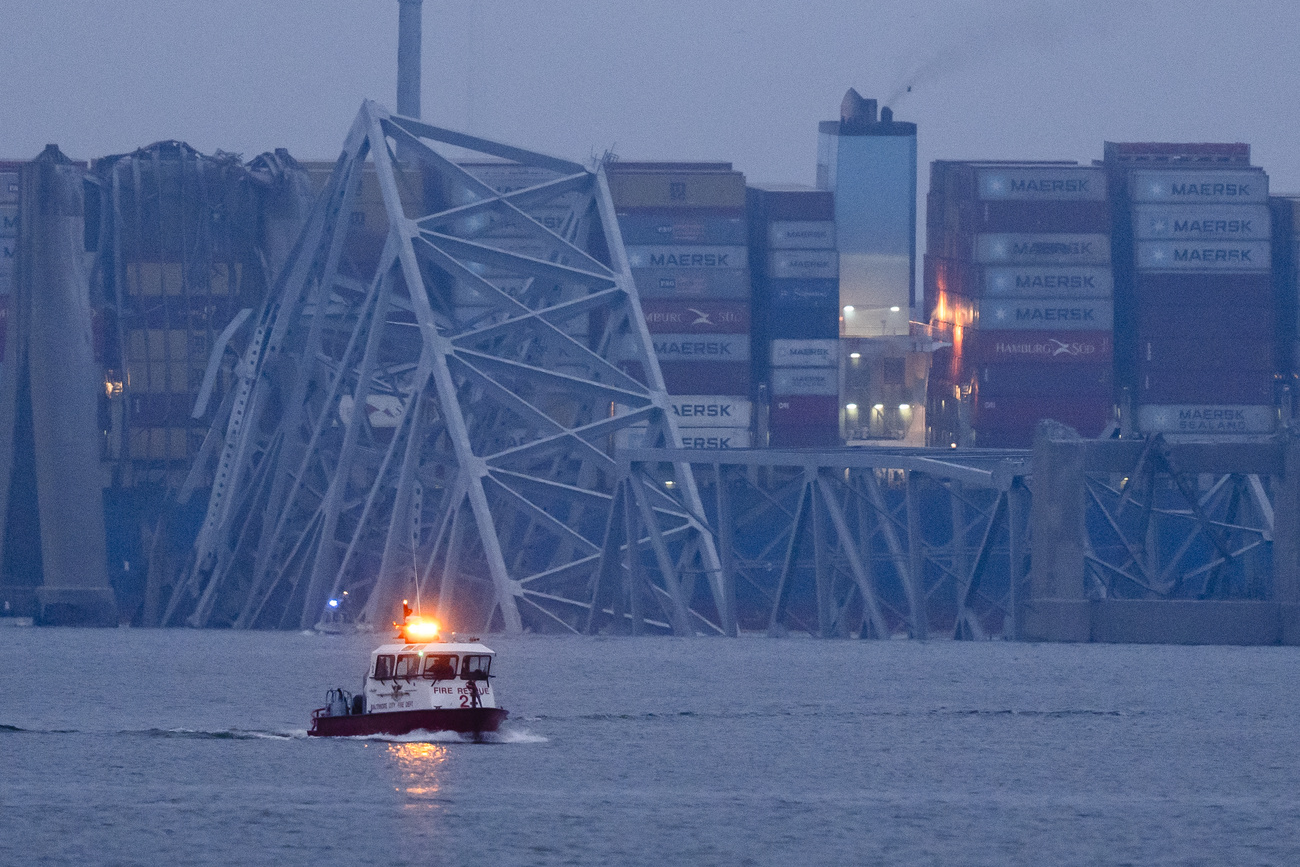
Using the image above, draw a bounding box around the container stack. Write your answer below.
[609,162,752,449]
[1105,143,1276,436]
[924,161,1115,447]
[0,162,18,374]
[747,185,840,447]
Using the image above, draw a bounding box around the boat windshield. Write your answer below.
[394,653,420,679]
[462,654,491,680]
[422,654,457,679]
[374,654,394,679]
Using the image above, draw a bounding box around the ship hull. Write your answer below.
[309,707,508,738]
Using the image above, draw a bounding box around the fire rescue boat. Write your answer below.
[309,611,508,738]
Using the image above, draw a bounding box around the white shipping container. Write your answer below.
[1137,404,1275,435]
[650,333,750,362]
[771,367,839,396]
[0,205,17,238]
[1129,169,1268,204]
[767,249,839,280]
[668,396,753,428]
[767,221,836,249]
[976,166,1106,201]
[613,424,678,451]
[677,427,751,449]
[973,234,1110,265]
[770,339,839,367]
[1134,241,1270,272]
[982,266,1112,298]
[1131,204,1271,240]
[978,298,1114,331]
[626,245,748,270]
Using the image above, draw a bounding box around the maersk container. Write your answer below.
[967,330,1112,365]
[977,297,1114,330]
[973,234,1110,266]
[1128,169,1268,205]
[677,427,752,449]
[668,396,753,428]
[976,166,1106,201]
[616,209,747,246]
[607,166,746,210]
[1137,368,1272,404]
[770,394,840,428]
[977,363,1112,397]
[767,221,836,250]
[771,367,838,396]
[626,245,748,271]
[770,339,838,367]
[1134,272,1272,307]
[1134,240,1270,272]
[632,267,751,300]
[764,278,839,305]
[641,299,750,333]
[651,333,750,363]
[1136,404,1276,435]
[1139,336,1274,371]
[0,205,16,237]
[766,249,839,281]
[659,360,750,395]
[981,266,1113,298]
[0,170,18,204]
[1131,204,1271,241]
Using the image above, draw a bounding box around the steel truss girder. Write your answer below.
[609,447,1031,638]
[166,101,722,633]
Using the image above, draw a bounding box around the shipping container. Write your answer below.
[659,361,750,395]
[1138,336,1274,371]
[0,170,18,204]
[626,245,748,270]
[765,303,841,339]
[978,297,1114,330]
[770,339,839,367]
[458,161,564,192]
[1135,303,1272,337]
[966,200,1111,235]
[973,233,1111,266]
[0,205,16,237]
[769,426,841,448]
[746,185,834,221]
[766,249,839,280]
[1134,240,1270,272]
[976,166,1106,201]
[1131,204,1271,240]
[766,221,836,249]
[771,367,839,396]
[1128,169,1268,204]
[677,427,752,449]
[650,333,750,363]
[770,394,839,427]
[967,330,1112,365]
[668,396,753,428]
[1136,367,1272,404]
[974,394,1113,444]
[1136,404,1276,435]
[982,266,1113,298]
[640,299,750,333]
[764,278,840,306]
[632,267,751,300]
[1133,271,1272,307]
[615,209,747,246]
[607,166,746,210]
[977,363,1113,396]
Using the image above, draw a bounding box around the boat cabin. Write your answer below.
[363,640,500,714]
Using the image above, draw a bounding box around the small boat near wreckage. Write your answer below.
[309,605,508,738]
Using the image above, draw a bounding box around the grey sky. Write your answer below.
[3,0,1298,193]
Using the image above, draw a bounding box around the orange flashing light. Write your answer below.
[403,617,441,641]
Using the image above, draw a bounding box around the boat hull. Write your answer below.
[309,707,508,738]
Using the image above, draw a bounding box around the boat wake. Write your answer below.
[0,723,310,740]
[340,724,547,745]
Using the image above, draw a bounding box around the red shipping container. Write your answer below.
[967,330,1112,365]
[641,299,750,334]
[1138,335,1274,371]
[1134,272,1272,308]
[974,394,1113,444]
[1135,303,1273,338]
[769,425,841,448]
[659,360,750,395]
[962,199,1110,235]
[1136,366,1273,404]
[770,394,839,428]
[976,362,1113,397]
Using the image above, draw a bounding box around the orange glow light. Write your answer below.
[403,617,440,640]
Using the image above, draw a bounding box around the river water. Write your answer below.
[2,628,1299,865]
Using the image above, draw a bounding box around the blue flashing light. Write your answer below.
[327,599,340,608]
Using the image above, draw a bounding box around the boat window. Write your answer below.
[374,655,394,680]
[422,654,457,680]
[394,653,420,679]
[462,655,491,680]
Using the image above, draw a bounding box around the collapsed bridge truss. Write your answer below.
[160,101,725,634]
